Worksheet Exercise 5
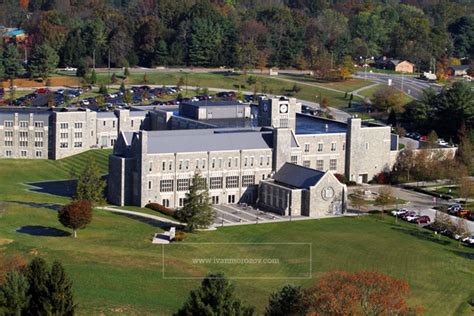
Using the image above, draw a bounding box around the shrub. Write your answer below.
[174,231,186,242]
[334,173,347,184]
[145,203,175,217]
[371,172,391,184]
[346,181,357,186]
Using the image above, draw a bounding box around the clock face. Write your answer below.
[280,104,288,113]
[321,186,335,201]
[263,104,268,112]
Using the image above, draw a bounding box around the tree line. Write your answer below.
[0,0,473,78]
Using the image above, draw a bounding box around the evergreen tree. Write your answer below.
[124,67,130,77]
[175,273,254,316]
[0,270,29,316]
[265,285,307,316]
[90,69,97,85]
[3,45,23,80]
[155,39,168,65]
[28,43,59,80]
[111,72,117,84]
[25,258,51,316]
[76,60,88,78]
[74,159,106,204]
[175,171,215,231]
[457,124,473,172]
[47,261,75,316]
[98,84,108,95]
[119,81,125,92]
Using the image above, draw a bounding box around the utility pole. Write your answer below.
[107,48,111,89]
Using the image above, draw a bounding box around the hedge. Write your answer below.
[145,203,176,218]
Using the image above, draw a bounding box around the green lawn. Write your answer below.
[1,150,473,315]
[278,74,373,92]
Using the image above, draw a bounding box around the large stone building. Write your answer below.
[108,97,399,217]
[0,107,147,159]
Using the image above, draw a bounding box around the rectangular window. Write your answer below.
[60,123,68,129]
[162,161,166,171]
[267,156,270,166]
[212,158,215,169]
[112,121,116,128]
[60,142,68,148]
[235,157,238,167]
[5,150,12,157]
[60,133,68,139]
[74,122,83,129]
[209,177,223,190]
[74,142,82,148]
[228,158,232,168]
[244,157,248,167]
[290,156,298,164]
[259,156,263,166]
[35,151,42,158]
[168,161,172,171]
[4,131,13,138]
[211,196,219,204]
[4,121,13,128]
[331,142,336,151]
[304,143,310,152]
[228,194,236,203]
[179,160,183,170]
[342,142,346,151]
[19,121,28,128]
[103,121,106,126]
[250,157,254,167]
[280,118,288,128]
[34,131,43,138]
[149,162,153,172]
[303,160,311,168]
[330,159,337,171]
[242,175,255,187]
[34,121,44,128]
[179,198,185,207]
[20,150,27,157]
[74,132,82,139]
[316,160,324,171]
[226,176,239,188]
[4,141,13,147]
[160,180,174,192]
[185,160,189,170]
[35,141,43,147]
[162,199,170,208]
[317,143,323,152]
[131,120,134,127]
[366,142,369,150]
[218,158,222,169]
[177,179,190,191]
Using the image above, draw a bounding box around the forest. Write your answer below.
[0,0,473,72]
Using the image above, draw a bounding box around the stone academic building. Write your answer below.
[108,97,399,217]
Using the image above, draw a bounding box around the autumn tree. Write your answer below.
[372,86,405,113]
[431,211,454,233]
[453,218,470,247]
[0,254,27,284]
[58,200,93,238]
[458,177,474,205]
[457,124,473,172]
[305,271,422,315]
[175,273,255,315]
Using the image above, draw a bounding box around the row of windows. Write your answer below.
[3,121,45,128]
[314,159,338,171]
[5,131,45,138]
[4,140,45,147]
[154,156,272,172]
[149,175,257,192]
[4,150,42,157]
[303,142,344,153]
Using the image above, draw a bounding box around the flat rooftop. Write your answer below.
[295,114,347,134]
[181,101,246,107]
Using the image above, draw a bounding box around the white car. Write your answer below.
[462,235,474,244]
[437,139,449,146]
[80,100,90,106]
[405,215,419,222]
[65,67,77,72]
[391,209,409,216]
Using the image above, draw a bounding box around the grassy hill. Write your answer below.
[0,150,473,315]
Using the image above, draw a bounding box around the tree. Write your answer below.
[98,84,107,95]
[119,81,126,92]
[246,76,257,86]
[124,67,130,77]
[431,211,454,233]
[3,45,23,80]
[0,254,27,284]
[47,261,75,315]
[175,273,254,316]
[177,77,185,90]
[448,16,474,59]
[458,177,474,205]
[305,271,422,315]
[58,200,93,238]
[374,186,396,213]
[387,108,397,126]
[457,124,473,171]
[453,218,470,248]
[0,270,29,316]
[175,171,215,231]
[89,69,97,85]
[123,90,132,104]
[74,159,106,204]
[25,258,51,315]
[265,284,306,316]
[28,43,59,80]
[426,130,439,148]
[372,86,405,113]
[111,72,117,84]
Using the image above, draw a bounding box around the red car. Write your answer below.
[412,216,431,224]
[419,136,428,141]
[36,88,50,94]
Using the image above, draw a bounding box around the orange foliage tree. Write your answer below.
[305,271,423,315]
[19,0,29,9]
[58,200,93,238]
[0,253,27,284]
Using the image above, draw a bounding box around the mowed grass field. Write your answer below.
[0,150,473,315]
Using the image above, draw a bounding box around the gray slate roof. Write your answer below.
[146,129,273,154]
[182,101,245,108]
[273,163,325,189]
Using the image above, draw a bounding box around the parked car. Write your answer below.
[462,235,474,245]
[437,139,448,146]
[419,136,428,141]
[391,209,409,216]
[65,66,77,72]
[440,229,454,237]
[36,88,49,94]
[400,211,417,219]
[411,215,431,224]
[448,204,462,215]
[405,215,420,222]
[457,209,471,218]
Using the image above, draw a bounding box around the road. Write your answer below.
[354,72,442,100]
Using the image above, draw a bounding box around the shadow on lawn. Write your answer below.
[10,201,63,212]
[16,225,70,237]
[115,213,182,230]
[26,180,76,198]
[390,226,451,246]
[449,249,474,260]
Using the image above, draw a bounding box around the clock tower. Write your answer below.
[258,97,297,131]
